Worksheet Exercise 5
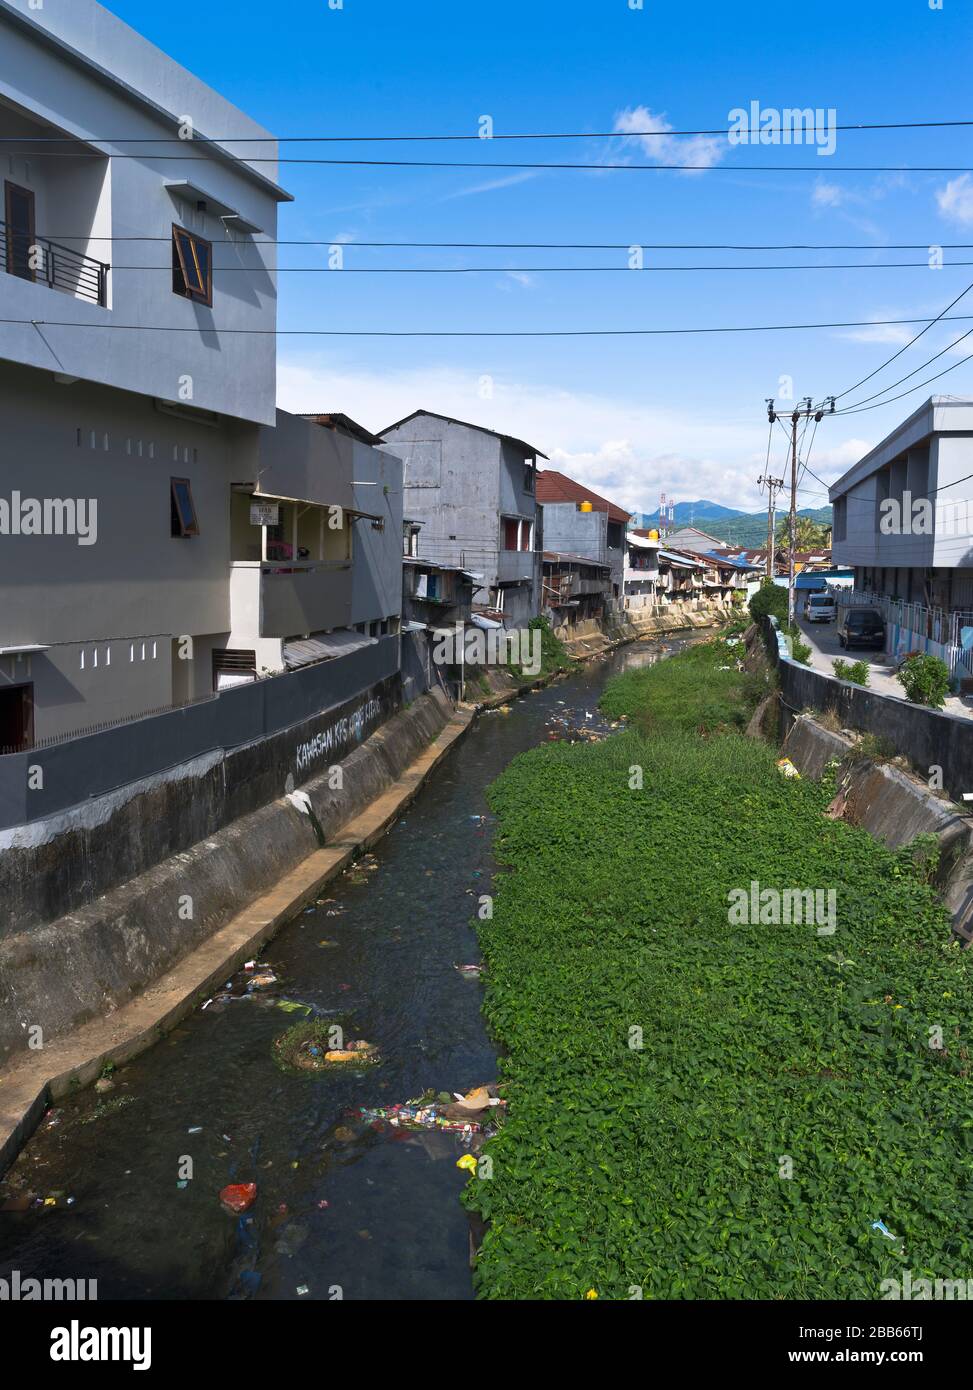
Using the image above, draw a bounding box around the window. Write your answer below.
[523,461,535,494]
[5,181,36,282]
[171,477,200,537]
[213,649,257,691]
[172,224,213,306]
[503,517,520,551]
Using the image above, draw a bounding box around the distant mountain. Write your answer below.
[669,500,745,524]
[702,506,833,549]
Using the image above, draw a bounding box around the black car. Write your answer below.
[837,607,886,650]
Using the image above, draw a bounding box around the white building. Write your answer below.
[0,0,402,750]
[829,396,973,669]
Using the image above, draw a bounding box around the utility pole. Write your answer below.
[766,396,835,626]
[757,469,784,580]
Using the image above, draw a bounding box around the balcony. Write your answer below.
[498,549,536,583]
[2,221,109,307]
[230,561,353,639]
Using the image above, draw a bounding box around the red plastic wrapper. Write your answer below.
[220,1182,257,1213]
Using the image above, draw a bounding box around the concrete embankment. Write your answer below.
[0,689,464,1085]
[738,620,973,942]
[777,712,973,944]
[0,688,476,1173]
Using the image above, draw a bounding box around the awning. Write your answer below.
[166,179,264,234]
[0,644,49,655]
[658,549,705,569]
[627,533,659,550]
[470,613,503,630]
[283,630,378,670]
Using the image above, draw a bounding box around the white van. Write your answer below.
[803,591,836,623]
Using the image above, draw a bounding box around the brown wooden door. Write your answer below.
[0,683,35,751]
[4,180,36,281]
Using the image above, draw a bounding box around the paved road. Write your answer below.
[794,610,973,720]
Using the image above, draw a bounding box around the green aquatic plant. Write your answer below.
[467,725,970,1300]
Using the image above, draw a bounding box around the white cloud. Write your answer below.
[438,170,539,201]
[500,271,534,289]
[811,180,845,208]
[612,105,726,173]
[277,357,867,513]
[937,174,973,227]
[839,322,916,346]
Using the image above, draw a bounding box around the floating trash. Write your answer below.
[220,1183,257,1214]
[273,1020,379,1074]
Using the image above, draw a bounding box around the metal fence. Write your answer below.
[1,221,109,307]
[839,589,973,650]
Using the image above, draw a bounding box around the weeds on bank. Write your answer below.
[466,646,971,1300]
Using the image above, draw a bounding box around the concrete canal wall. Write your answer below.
[0,640,401,931]
[775,701,973,944]
[0,687,456,1072]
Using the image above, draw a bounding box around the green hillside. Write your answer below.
[703,505,832,548]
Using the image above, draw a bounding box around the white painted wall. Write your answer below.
[0,0,289,425]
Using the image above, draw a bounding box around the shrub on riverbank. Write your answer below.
[749,578,789,625]
[513,616,577,681]
[468,728,971,1299]
[599,636,762,733]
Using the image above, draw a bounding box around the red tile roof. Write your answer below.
[535,469,632,525]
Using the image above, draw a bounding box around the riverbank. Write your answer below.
[0,691,473,1177]
[468,639,973,1299]
[468,606,732,710]
[0,642,678,1299]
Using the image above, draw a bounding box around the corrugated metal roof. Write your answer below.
[658,549,706,569]
[543,551,611,570]
[378,409,548,460]
[283,630,378,670]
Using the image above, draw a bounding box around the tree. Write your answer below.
[775,516,831,552]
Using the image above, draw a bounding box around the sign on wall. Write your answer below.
[250,501,280,527]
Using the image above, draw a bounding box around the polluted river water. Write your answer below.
[0,635,698,1301]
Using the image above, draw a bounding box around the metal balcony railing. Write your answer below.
[1,221,109,307]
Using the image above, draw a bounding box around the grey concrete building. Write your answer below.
[829,396,973,610]
[0,1,403,751]
[662,526,732,555]
[535,468,631,612]
[378,410,544,627]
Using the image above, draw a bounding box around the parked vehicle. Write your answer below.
[803,591,836,623]
[837,607,886,650]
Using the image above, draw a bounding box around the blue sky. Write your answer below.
[106,0,973,516]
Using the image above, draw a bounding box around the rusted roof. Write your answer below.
[535,470,632,525]
[299,412,384,446]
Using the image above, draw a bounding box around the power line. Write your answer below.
[835,328,973,412]
[106,259,973,274]
[7,311,973,338]
[833,347,973,415]
[8,153,973,172]
[5,117,973,142]
[801,464,973,503]
[34,238,973,250]
[829,277,973,403]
